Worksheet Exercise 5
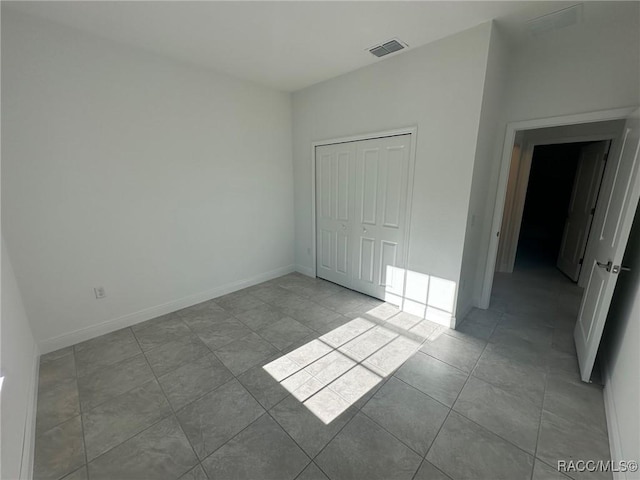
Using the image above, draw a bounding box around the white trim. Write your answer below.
[480,107,638,309]
[38,264,295,354]
[309,126,418,281]
[19,346,39,480]
[500,133,618,275]
[295,264,314,278]
[602,359,626,480]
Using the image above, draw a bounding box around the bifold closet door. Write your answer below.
[315,142,357,288]
[316,134,411,300]
[351,135,411,299]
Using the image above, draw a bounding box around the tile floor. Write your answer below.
[33,266,611,480]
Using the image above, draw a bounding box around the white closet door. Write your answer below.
[315,142,356,288]
[351,135,411,300]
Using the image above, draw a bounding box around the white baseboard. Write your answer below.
[295,264,315,278]
[38,264,295,354]
[20,345,39,480]
[602,359,626,480]
[454,302,473,328]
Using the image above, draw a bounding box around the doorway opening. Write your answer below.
[513,141,609,280]
[483,111,640,384]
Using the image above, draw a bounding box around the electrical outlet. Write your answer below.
[94,286,106,299]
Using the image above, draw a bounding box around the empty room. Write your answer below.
[1,2,639,480]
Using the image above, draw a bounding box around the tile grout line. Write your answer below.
[130,323,204,478]
[73,345,91,480]
[416,322,497,480]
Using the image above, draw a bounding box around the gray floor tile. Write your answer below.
[543,374,607,434]
[88,415,197,480]
[258,316,314,350]
[178,464,209,480]
[144,334,211,377]
[318,317,376,348]
[82,379,172,461]
[176,379,264,459]
[284,300,343,331]
[490,320,553,348]
[214,332,279,375]
[41,346,74,364]
[32,270,612,480]
[532,460,571,480]
[420,331,484,373]
[34,416,85,480]
[426,411,534,480]
[237,363,291,410]
[453,376,541,454]
[315,413,422,480]
[36,377,80,435]
[386,311,424,331]
[158,354,234,410]
[38,352,76,391]
[132,314,192,351]
[551,327,578,355]
[74,328,141,377]
[77,353,154,411]
[214,291,268,314]
[362,376,449,455]
[394,352,468,407]
[61,466,88,480]
[364,302,402,321]
[322,290,371,314]
[362,335,422,377]
[270,394,358,457]
[537,410,611,480]
[296,462,329,480]
[179,304,235,331]
[472,344,547,406]
[456,318,497,341]
[191,316,252,350]
[328,364,383,405]
[413,460,452,480]
[234,303,290,331]
[176,299,227,320]
[201,414,309,480]
[464,307,503,326]
[339,325,398,362]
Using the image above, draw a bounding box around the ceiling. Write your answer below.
[2,1,613,92]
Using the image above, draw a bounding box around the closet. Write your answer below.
[315,134,412,300]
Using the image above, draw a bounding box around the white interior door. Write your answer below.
[351,135,411,300]
[315,142,356,288]
[575,110,640,382]
[557,141,609,281]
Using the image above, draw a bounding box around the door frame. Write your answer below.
[310,126,418,280]
[498,134,615,278]
[480,107,638,308]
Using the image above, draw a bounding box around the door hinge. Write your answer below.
[579,258,584,265]
[590,207,596,215]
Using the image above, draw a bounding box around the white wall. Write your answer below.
[602,208,640,476]
[1,10,294,352]
[1,240,39,480]
[470,2,640,309]
[292,23,494,321]
[457,24,509,317]
[505,2,640,123]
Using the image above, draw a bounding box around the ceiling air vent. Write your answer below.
[368,39,407,58]
[526,4,583,37]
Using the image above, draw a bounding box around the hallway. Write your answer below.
[461,265,611,479]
